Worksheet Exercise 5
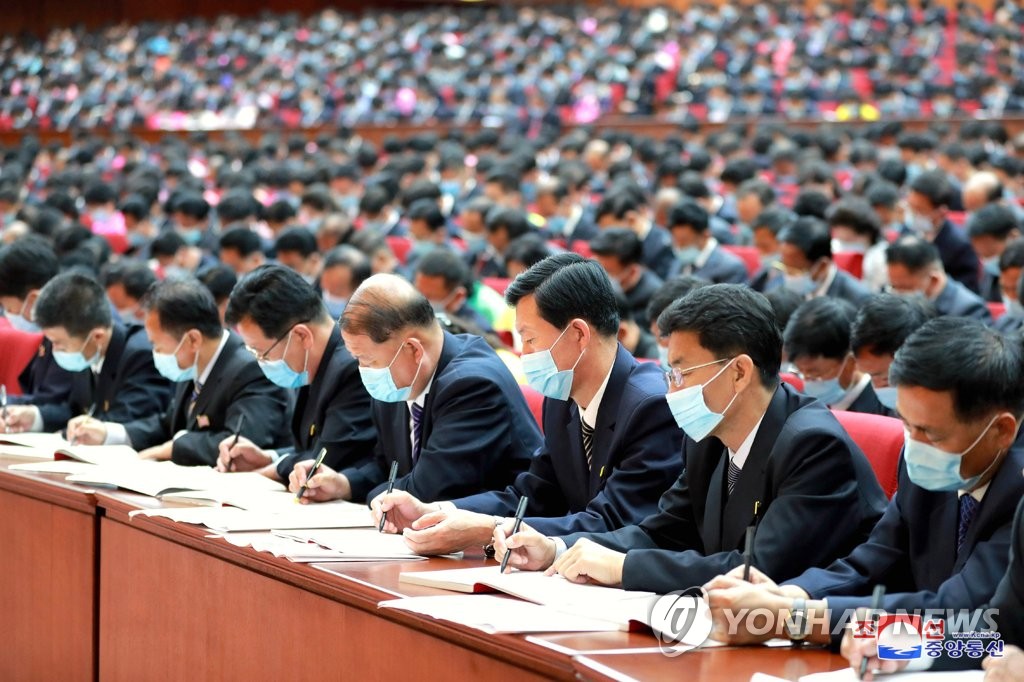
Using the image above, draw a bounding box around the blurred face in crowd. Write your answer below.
[413,273,465,314]
[219,248,264,276]
[276,250,321,280]
[854,348,894,389]
[320,264,359,299]
[736,194,763,226]
[887,263,941,299]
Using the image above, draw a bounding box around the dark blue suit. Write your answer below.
[934,278,992,322]
[847,383,895,418]
[12,338,74,430]
[825,269,871,306]
[274,325,378,482]
[624,269,663,329]
[343,332,541,504]
[670,244,749,284]
[56,322,172,432]
[932,221,982,294]
[788,445,1024,633]
[453,345,684,536]
[561,384,887,593]
[643,226,677,280]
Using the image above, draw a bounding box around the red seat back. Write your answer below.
[779,372,804,392]
[570,241,593,259]
[833,252,864,280]
[0,322,43,397]
[987,302,1006,320]
[482,277,512,296]
[385,236,413,265]
[831,409,903,499]
[519,383,545,433]
[721,245,762,277]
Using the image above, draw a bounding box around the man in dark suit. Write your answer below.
[215,265,378,486]
[664,200,748,284]
[284,273,540,506]
[589,228,664,329]
[705,318,1024,651]
[594,190,676,279]
[850,294,936,418]
[70,279,292,467]
[904,169,981,293]
[3,272,172,436]
[784,297,888,416]
[776,216,871,306]
[494,284,886,591]
[0,236,73,428]
[887,236,991,322]
[372,254,683,554]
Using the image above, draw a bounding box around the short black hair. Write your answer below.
[752,206,797,236]
[890,318,1024,422]
[594,190,645,223]
[645,276,709,329]
[416,248,471,291]
[197,265,238,304]
[667,199,709,234]
[778,216,832,261]
[504,234,553,270]
[219,226,264,257]
[505,253,619,337]
[850,293,935,356]
[909,169,954,208]
[0,235,59,298]
[173,193,210,220]
[101,260,157,300]
[886,236,941,272]
[274,227,318,257]
[150,231,186,258]
[323,245,371,290]
[827,197,882,242]
[736,179,776,206]
[658,283,781,387]
[142,277,222,339]
[783,297,857,361]
[405,198,446,232]
[226,265,327,339]
[866,181,900,210]
[589,228,643,266]
[792,190,831,220]
[998,238,1024,273]
[967,204,1019,240]
[764,287,805,332]
[34,272,112,337]
[485,207,530,240]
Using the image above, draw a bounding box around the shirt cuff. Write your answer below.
[553,537,568,560]
[103,422,131,446]
[29,406,43,433]
[171,429,187,441]
[267,449,282,463]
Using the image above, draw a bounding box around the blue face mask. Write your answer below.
[546,216,568,236]
[664,358,737,441]
[521,325,585,401]
[152,335,198,382]
[258,331,309,389]
[53,335,101,373]
[903,415,1001,492]
[875,386,898,411]
[179,228,202,245]
[358,342,423,402]
[801,357,850,406]
[673,246,701,267]
[323,293,348,319]
[6,300,39,334]
[783,272,816,296]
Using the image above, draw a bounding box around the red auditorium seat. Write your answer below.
[570,241,593,259]
[831,410,903,499]
[519,383,545,433]
[721,245,762,277]
[482,277,512,296]
[385,236,413,265]
[987,302,1006,320]
[0,321,43,397]
[833,252,864,279]
[779,373,804,392]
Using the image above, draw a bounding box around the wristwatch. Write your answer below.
[785,598,808,646]
[482,516,505,560]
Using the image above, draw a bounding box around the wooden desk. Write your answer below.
[575,647,845,682]
[0,455,98,682]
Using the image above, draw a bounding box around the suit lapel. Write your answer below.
[955,447,1024,571]
[96,324,128,415]
[721,385,787,551]
[928,492,959,581]
[587,347,632,493]
[189,335,238,426]
[702,445,727,554]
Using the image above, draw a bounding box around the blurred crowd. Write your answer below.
[1,1,1023,131]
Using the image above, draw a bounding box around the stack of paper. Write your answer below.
[66,460,286,498]
[0,432,69,458]
[131,501,373,532]
[54,444,139,465]
[281,528,431,561]
[212,532,354,562]
[379,595,629,634]
[8,460,101,475]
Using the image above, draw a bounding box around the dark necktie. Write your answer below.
[188,380,203,417]
[957,494,980,556]
[727,458,742,495]
[410,402,424,463]
[581,419,595,470]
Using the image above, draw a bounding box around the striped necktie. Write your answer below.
[188,380,203,417]
[957,494,980,556]
[410,402,425,463]
[581,420,595,470]
[727,458,742,495]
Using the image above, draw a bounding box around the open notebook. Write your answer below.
[0,432,70,458]
[399,566,659,631]
[66,460,285,498]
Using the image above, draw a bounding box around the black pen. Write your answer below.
[377,460,399,532]
[295,447,328,501]
[859,585,886,680]
[742,526,756,582]
[226,413,246,472]
[69,403,96,447]
[1,384,8,433]
[499,495,529,574]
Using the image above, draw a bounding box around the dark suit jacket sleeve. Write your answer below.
[104,346,172,425]
[170,366,292,467]
[362,374,534,502]
[13,349,74,412]
[788,489,1012,632]
[572,426,876,593]
[122,405,173,451]
[453,443,561,518]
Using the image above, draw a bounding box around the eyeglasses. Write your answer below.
[247,327,294,363]
[664,357,730,390]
